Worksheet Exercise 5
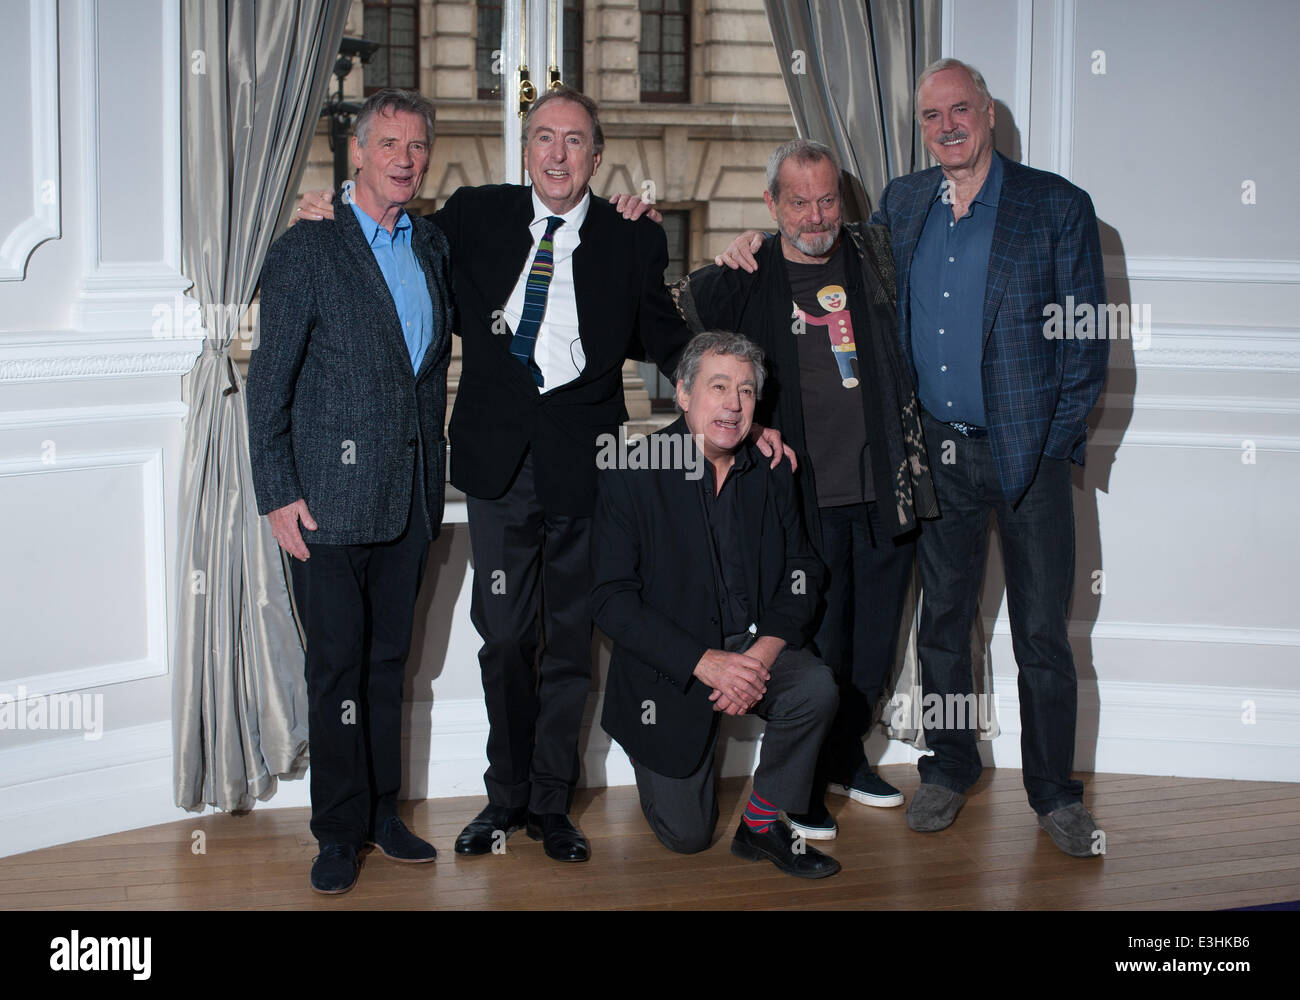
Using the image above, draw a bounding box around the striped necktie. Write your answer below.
[509,215,565,387]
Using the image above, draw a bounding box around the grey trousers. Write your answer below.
[632,643,838,854]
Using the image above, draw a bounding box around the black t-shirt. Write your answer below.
[784,245,873,507]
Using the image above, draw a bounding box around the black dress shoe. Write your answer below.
[730,819,841,879]
[367,816,437,863]
[310,844,359,894]
[526,812,590,862]
[454,804,527,856]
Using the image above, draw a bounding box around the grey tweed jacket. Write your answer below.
[247,203,454,546]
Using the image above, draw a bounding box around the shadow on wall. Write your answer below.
[399,522,470,799]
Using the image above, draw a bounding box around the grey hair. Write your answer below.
[674,331,766,411]
[914,58,993,117]
[354,88,437,147]
[521,85,605,157]
[766,138,841,200]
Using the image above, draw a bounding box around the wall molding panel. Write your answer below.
[0,449,169,698]
[1108,256,1300,284]
[0,0,61,281]
[71,0,188,332]
[0,347,200,384]
[988,618,1300,649]
[1112,324,1300,373]
[1048,0,1076,179]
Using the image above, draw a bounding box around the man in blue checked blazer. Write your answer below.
[870,59,1109,854]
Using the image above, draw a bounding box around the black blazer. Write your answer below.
[247,205,454,545]
[431,184,689,517]
[590,417,824,777]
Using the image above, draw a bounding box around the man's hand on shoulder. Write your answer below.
[714,230,767,272]
[290,188,337,225]
[694,648,769,715]
[751,423,797,471]
[268,499,317,560]
[609,193,663,224]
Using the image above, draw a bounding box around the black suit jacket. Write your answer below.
[431,185,689,516]
[590,417,824,777]
[247,205,454,545]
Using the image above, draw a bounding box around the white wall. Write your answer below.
[0,0,201,857]
[924,0,1300,783]
[1,0,1296,860]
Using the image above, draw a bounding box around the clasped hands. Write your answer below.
[692,636,784,716]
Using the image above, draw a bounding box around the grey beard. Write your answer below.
[791,227,838,257]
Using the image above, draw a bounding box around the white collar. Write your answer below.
[529,187,590,234]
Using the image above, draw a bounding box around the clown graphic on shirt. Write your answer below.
[794,284,857,388]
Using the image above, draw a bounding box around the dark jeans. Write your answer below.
[466,452,594,815]
[916,410,1083,815]
[811,501,916,792]
[290,514,431,849]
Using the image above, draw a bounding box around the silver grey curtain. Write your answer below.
[174,0,350,811]
[764,0,942,220]
[762,0,997,745]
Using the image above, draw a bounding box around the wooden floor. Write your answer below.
[3,766,1299,910]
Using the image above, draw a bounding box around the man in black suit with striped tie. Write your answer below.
[434,88,691,862]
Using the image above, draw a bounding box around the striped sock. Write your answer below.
[742,791,779,832]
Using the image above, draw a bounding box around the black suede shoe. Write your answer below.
[526,812,590,862]
[310,844,359,894]
[730,819,841,879]
[454,804,527,856]
[367,816,437,863]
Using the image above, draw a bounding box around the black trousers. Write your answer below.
[290,511,430,849]
[466,452,593,815]
[811,501,916,791]
[632,642,838,855]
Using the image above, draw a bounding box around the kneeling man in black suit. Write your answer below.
[591,331,840,878]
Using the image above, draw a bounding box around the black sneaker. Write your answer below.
[310,844,359,894]
[785,800,837,840]
[829,765,904,808]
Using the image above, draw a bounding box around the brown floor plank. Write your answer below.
[3,766,1298,910]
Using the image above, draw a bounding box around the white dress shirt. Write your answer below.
[502,189,589,391]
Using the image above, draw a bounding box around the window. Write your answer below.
[363,0,419,93]
[642,208,693,410]
[639,0,689,103]
[660,209,690,283]
[562,0,584,92]
[479,1,583,100]
[476,0,503,99]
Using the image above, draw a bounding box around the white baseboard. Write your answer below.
[3,680,1297,858]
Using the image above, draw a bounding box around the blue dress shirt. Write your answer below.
[349,199,435,373]
[909,152,1003,425]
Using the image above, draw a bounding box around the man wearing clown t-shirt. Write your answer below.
[671,138,936,841]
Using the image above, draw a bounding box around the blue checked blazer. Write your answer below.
[871,152,1109,503]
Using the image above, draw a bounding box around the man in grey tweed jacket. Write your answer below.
[247,90,454,894]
